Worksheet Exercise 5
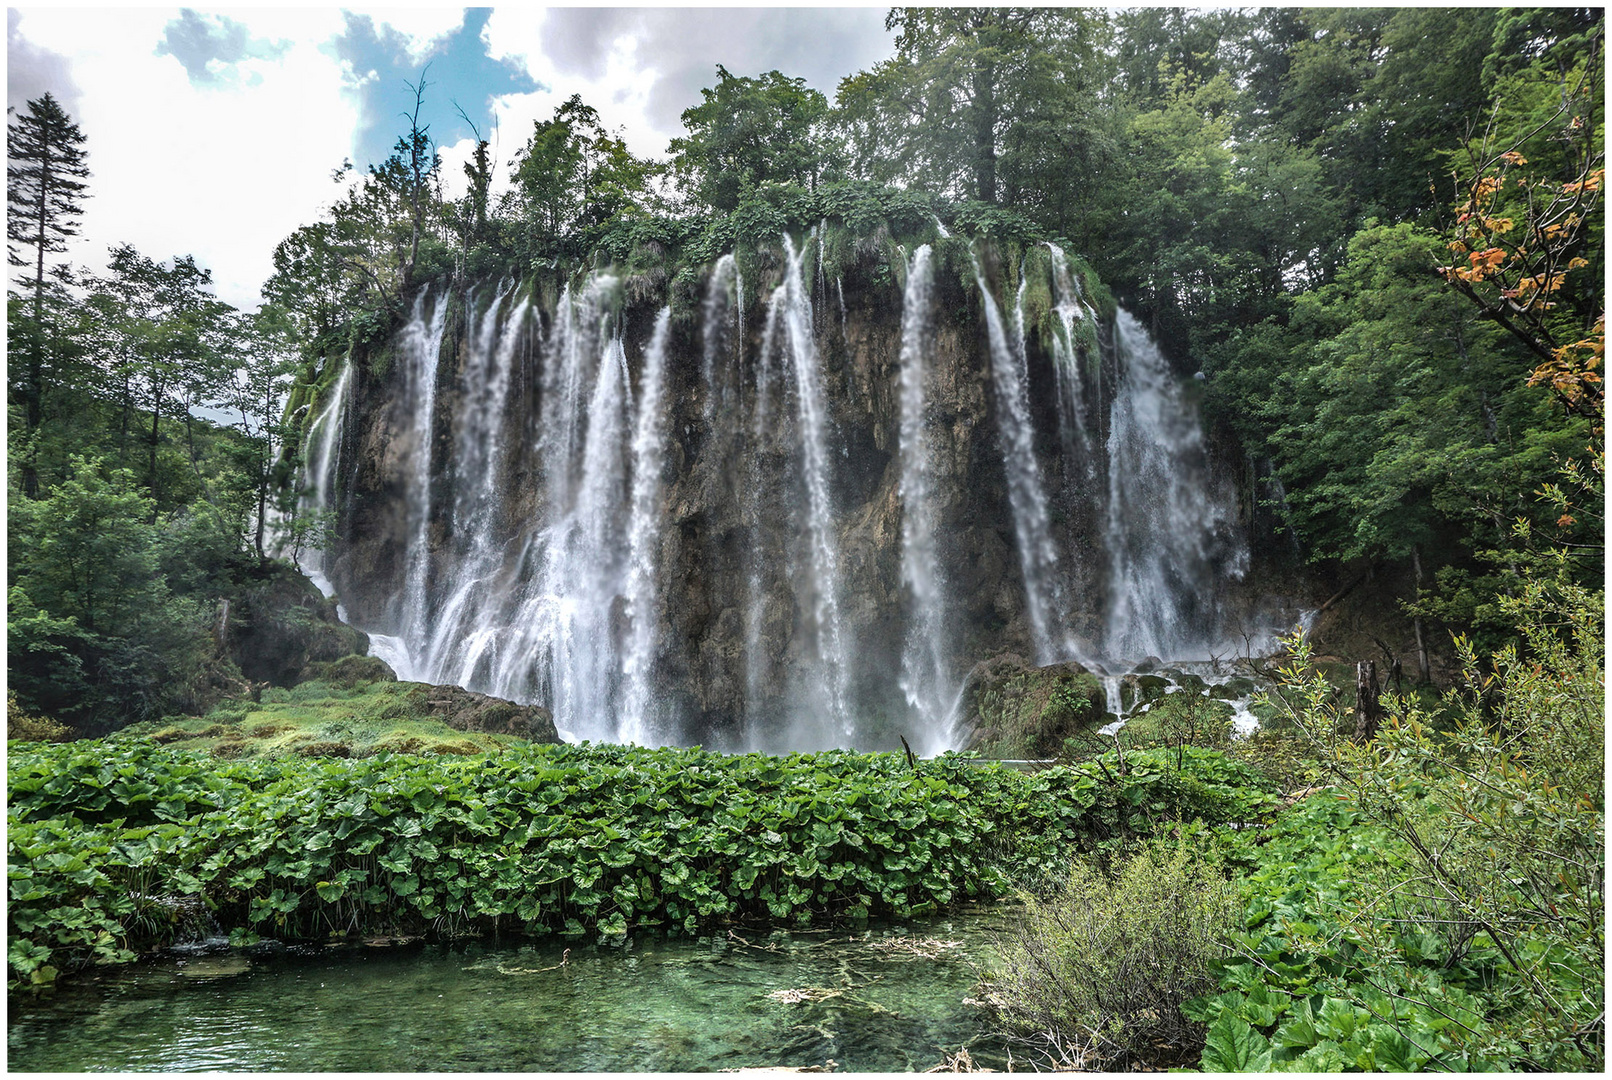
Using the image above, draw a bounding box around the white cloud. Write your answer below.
[345,7,467,63]
[8,6,897,310]
[11,8,359,309]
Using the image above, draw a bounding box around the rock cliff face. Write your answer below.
[299,235,1302,753]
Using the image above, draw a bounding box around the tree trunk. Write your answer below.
[1412,545,1431,684]
[1355,660,1382,742]
[23,144,52,499]
[148,385,163,519]
[971,60,998,203]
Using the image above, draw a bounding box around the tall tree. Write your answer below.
[512,94,657,246]
[667,69,830,211]
[835,8,1107,205]
[7,93,90,498]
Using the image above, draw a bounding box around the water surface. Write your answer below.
[9,911,1013,1072]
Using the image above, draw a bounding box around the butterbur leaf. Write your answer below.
[1201,1014,1273,1072]
[1370,1027,1425,1072]
[1273,1000,1321,1050]
[1285,1039,1346,1072]
[1315,997,1365,1041]
[1183,989,1246,1024]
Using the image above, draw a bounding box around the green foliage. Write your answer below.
[1231,566,1605,1070]
[989,838,1239,1068]
[1191,795,1555,1071]
[8,691,72,743]
[6,742,1270,990]
[510,94,660,252]
[669,66,833,212]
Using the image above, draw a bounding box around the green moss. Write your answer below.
[122,681,522,759]
[967,659,1106,759]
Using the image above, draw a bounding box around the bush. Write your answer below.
[6,742,1270,989]
[1254,559,1604,1070]
[7,691,72,743]
[988,839,1238,1068]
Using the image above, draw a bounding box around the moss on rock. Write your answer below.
[961,655,1105,758]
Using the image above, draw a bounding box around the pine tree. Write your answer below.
[7,93,90,498]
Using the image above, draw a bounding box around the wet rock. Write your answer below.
[1119,673,1169,712]
[302,653,398,688]
[960,655,1104,758]
[226,563,369,687]
[1210,676,1258,700]
[415,683,560,743]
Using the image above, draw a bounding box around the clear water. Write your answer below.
[7,912,1013,1072]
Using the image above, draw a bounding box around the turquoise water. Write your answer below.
[8,912,1014,1072]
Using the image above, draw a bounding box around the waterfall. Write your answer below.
[895,244,955,754]
[620,308,674,745]
[972,259,1061,664]
[294,359,351,597]
[1046,244,1097,482]
[417,286,528,686]
[776,233,851,747]
[1103,309,1246,660]
[322,243,1289,754]
[702,255,736,418]
[390,289,450,678]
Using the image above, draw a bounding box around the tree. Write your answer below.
[509,94,657,251]
[834,8,1107,205]
[1439,21,1604,419]
[668,68,830,211]
[7,93,90,498]
[225,306,301,561]
[84,246,234,515]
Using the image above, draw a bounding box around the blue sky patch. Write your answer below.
[329,8,542,170]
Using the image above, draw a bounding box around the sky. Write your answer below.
[7,5,896,309]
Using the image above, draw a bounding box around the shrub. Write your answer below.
[7,691,72,743]
[988,838,1238,1068]
[1255,559,1604,1070]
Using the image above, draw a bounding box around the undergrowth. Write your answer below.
[6,742,1274,992]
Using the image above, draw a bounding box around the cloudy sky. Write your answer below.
[8,5,896,309]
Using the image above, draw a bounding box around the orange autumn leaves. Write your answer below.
[1440,149,1603,419]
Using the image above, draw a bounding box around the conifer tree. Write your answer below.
[7,93,90,498]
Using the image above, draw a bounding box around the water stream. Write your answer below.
[7,913,1015,1073]
[896,244,956,756]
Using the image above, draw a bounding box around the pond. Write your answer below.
[8,909,1017,1072]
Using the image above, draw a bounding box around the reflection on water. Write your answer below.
[8,911,1014,1072]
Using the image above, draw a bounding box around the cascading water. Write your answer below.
[620,308,674,745]
[895,244,955,755]
[701,254,737,419]
[1103,308,1247,660]
[972,258,1062,664]
[774,233,852,747]
[381,289,450,679]
[314,236,1288,754]
[418,286,528,685]
[1045,244,1098,482]
[294,359,351,598]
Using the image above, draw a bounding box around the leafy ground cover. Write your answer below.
[1189,793,1599,1072]
[5,741,1276,992]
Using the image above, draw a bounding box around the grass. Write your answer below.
[123,680,529,759]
